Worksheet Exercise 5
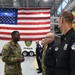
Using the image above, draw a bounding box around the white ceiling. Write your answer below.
[0,0,65,15]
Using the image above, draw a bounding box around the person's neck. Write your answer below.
[62,23,72,35]
[12,40,17,44]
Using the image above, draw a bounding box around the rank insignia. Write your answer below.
[63,44,68,50]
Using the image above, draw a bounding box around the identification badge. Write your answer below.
[63,44,68,50]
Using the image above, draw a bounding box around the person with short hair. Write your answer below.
[2,31,25,75]
[56,11,75,75]
[35,40,42,73]
[41,38,47,75]
[44,32,59,75]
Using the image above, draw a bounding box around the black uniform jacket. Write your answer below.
[36,44,41,57]
[56,28,75,75]
[44,41,59,68]
[40,46,44,59]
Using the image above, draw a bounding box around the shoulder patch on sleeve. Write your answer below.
[1,49,7,54]
[71,43,75,51]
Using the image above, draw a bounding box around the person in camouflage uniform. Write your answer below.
[41,38,47,75]
[2,31,25,75]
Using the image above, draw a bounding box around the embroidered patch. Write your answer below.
[71,43,75,51]
[1,49,6,54]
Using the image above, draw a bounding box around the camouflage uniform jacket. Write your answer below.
[42,45,47,75]
[2,40,23,75]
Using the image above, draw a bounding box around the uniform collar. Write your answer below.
[10,40,18,46]
[37,44,39,45]
[61,28,74,41]
[48,41,54,47]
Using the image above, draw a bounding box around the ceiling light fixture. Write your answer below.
[43,0,48,2]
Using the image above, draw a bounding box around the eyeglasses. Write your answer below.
[45,36,52,38]
[42,36,52,39]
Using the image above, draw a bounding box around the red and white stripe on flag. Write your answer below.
[0,8,50,41]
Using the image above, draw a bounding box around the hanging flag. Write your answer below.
[0,8,50,41]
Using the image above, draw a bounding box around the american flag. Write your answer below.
[0,8,50,41]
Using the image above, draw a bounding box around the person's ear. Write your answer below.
[62,20,63,24]
[61,17,63,24]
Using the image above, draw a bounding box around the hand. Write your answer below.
[17,57,25,62]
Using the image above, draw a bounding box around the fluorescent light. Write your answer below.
[43,0,48,2]
[14,0,16,1]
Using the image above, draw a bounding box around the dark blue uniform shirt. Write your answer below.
[44,41,58,68]
[56,28,75,75]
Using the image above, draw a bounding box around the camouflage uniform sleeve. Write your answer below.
[19,45,23,57]
[2,43,18,64]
